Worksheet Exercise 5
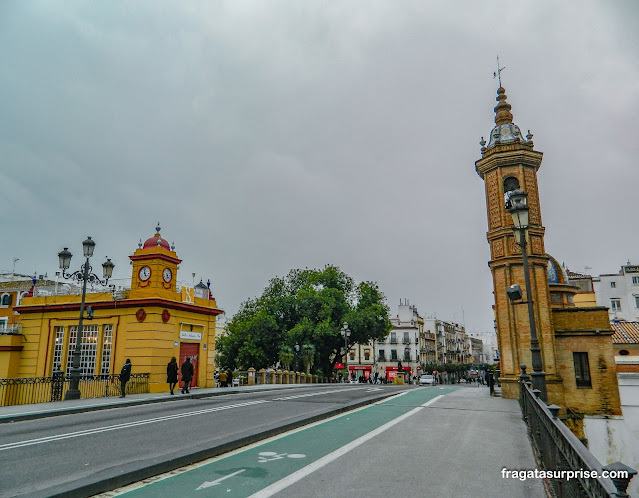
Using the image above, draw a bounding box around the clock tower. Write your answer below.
[129,223,181,298]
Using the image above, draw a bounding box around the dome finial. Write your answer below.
[156,222,161,234]
[494,87,513,126]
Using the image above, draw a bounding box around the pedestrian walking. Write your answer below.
[227,368,233,387]
[181,357,194,394]
[167,357,179,395]
[219,369,227,387]
[119,359,132,398]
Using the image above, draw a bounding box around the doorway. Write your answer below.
[179,342,199,388]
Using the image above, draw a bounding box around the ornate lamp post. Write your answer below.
[58,237,114,400]
[507,189,547,401]
[341,322,351,379]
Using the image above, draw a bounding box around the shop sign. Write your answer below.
[180,330,202,340]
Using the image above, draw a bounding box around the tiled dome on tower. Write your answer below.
[141,223,171,251]
[546,253,578,309]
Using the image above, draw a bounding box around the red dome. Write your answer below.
[143,234,171,251]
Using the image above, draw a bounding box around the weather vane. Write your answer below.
[493,55,506,87]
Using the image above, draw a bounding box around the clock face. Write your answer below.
[139,266,151,281]
[163,268,172,283]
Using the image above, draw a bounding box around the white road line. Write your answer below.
[248,395,444,498]
[271,387,367,400]
[0,400,268,451]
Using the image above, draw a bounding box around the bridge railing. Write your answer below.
[0,373,150,407]
[519,372,636,497]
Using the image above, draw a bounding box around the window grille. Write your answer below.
[52,326,64,373]
[66,325,99,376]
[101,325,113,375]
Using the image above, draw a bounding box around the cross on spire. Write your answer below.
[493,55,506,87]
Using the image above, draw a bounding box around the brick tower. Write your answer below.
[475,87,562,402]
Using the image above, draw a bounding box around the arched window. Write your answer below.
[503,177,520,209]
[503,176,520,192]
[0,294,12,306]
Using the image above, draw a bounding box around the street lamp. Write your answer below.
[341,322,351,379]
[58,237,115,400]
[507,189,547,401]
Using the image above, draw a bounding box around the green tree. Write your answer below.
[217,265,392,373]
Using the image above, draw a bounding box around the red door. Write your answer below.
[179,343,199,388]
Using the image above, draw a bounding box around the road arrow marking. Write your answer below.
[197,469,246,490]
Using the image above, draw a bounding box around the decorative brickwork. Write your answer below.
[531,236,543,255]
[492,239,504,258]
[486,171,502,229]
[524,169,540,225]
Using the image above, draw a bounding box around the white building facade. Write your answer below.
[592,263,639,322]
[375,300,422,381]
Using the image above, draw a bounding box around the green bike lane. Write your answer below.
[120,386,458,497]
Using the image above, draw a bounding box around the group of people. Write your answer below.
[116,356,205,397]
[166,356,194,394]
[214,368,234,387]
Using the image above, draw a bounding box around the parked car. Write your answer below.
[419,374,435,386]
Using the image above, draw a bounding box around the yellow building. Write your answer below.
[3,225,222,393]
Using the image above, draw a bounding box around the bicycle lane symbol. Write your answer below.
[257,451,306,463]
[196,451,307,490]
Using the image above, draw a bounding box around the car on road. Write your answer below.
[419,374,435,386]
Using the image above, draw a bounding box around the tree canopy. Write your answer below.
[217,265,392,375]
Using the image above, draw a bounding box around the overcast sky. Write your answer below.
[2,1,638,333]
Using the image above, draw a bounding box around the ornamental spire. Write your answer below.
[494,87,513,126]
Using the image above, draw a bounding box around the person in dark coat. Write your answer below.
[119,359,132,398]
[167,357,179,395]
[181,357,194,394]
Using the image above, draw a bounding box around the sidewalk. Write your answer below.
[0,383,336,423]
[276,385,547,498]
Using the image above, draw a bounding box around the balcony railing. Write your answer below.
[0,324,22,335]
[0,373,150,407]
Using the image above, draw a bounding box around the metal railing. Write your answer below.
[0,373,150,407]
[519,373,636,497]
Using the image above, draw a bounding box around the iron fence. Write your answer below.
[520,375,636,497]
[0,373,150,407]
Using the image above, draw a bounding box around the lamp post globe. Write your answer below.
[82,236,96,258]
[58,248,72,271]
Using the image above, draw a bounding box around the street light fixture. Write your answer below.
[58,237,115,400]
[507,189,547,401]
[341,322,351,378]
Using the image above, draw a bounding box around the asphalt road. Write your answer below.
[0,385,402,497]
[104,386,544,498]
